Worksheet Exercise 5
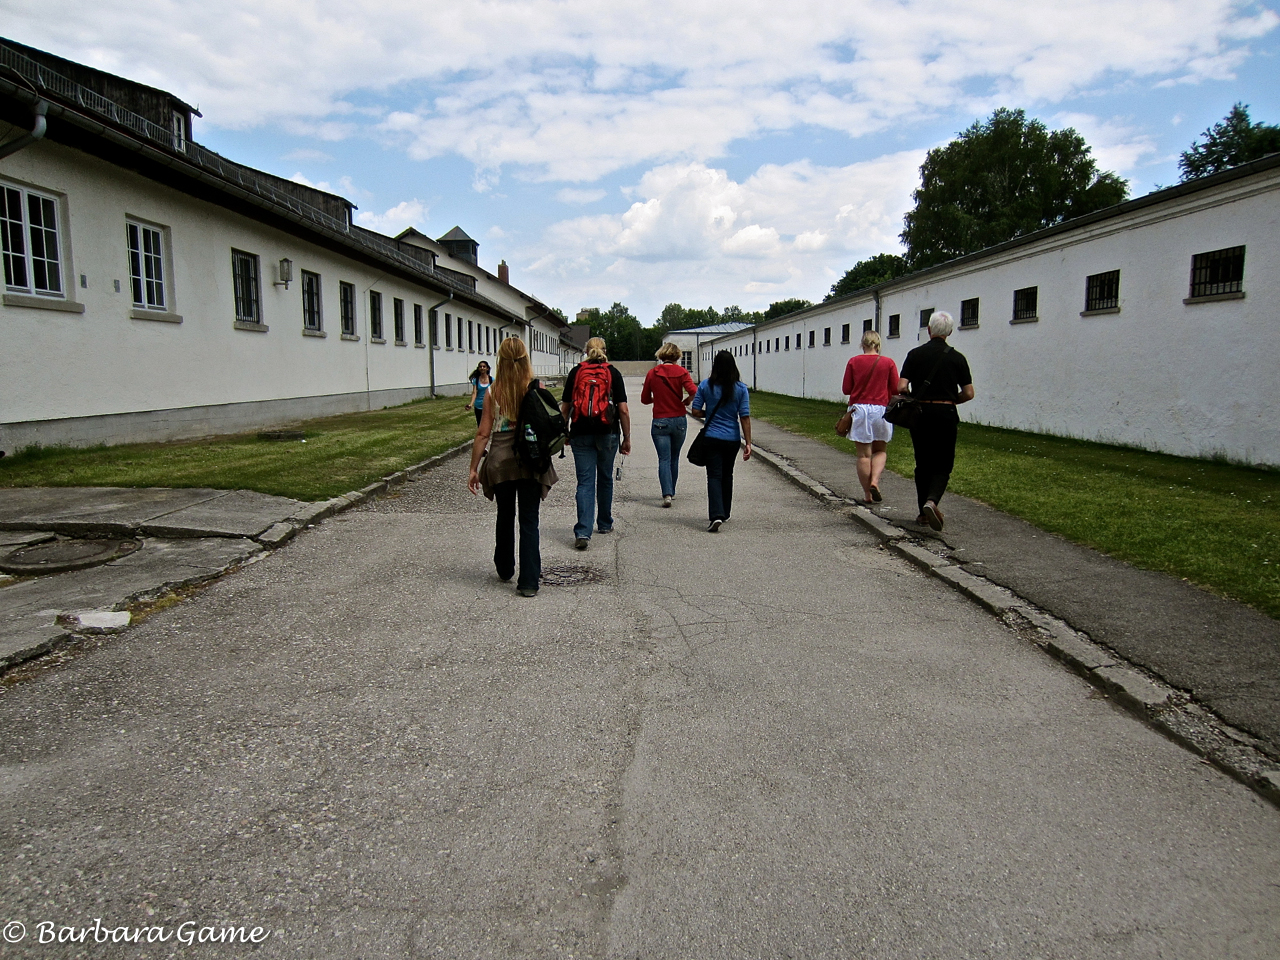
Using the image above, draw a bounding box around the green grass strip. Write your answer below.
[0,396,478,503]
[749,390,1280,619]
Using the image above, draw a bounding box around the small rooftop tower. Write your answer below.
[437,226,478,265]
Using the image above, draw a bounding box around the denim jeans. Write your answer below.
[704,437,740,522]
[493,478,542,591]
[570,433,619,539]
[650,416,688,497]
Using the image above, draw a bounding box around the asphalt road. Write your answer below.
[2,393,1278,958]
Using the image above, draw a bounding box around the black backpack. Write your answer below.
[515,382,568,472]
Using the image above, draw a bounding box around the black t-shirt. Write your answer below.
[899,338,972,402]
[562,362,628,436]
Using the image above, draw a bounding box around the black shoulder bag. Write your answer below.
[686,384,731,467]
[883,346,951,430]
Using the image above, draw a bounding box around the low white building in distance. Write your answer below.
[702,156,1280,467]
[0,37,573,450]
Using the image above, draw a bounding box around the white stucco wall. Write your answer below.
[704,170,1279,466]
[0,138,535,444]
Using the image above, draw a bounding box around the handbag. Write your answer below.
[883,346,952,430]
[835,355,882,436]
[686,385,730,467]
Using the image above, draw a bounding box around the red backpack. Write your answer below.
[571,361,616,429]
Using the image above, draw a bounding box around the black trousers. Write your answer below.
[909,405,959,512]
[493,478,542,591]
[704,438,740,522]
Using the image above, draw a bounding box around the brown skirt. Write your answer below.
[479,430,558,501]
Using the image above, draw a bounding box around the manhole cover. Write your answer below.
[0,538,141,575]
[540,564,607,586]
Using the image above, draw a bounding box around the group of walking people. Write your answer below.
[466,310,972,597]
[466,336,752,596]
[842,310,974,530]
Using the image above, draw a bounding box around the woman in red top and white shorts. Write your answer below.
[841,330,900,504]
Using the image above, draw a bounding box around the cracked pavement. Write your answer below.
[1,394,1278,958]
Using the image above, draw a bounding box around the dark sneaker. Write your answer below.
[922,501,944,531]
[575,537,589,550]
[707,519,723,532]
[518,587,538,598]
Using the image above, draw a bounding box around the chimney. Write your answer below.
[498,260,509,285]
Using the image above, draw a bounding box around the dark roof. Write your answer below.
[438,226,475,243]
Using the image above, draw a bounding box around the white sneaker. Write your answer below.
[662,496,672,508]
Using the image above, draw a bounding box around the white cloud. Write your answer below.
[1053,112,1160,173]
[9,0,1277,184]
[524,152,922,318]
[354,199,429,236]
[556,187,608,204]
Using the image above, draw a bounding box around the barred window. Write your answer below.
[808,330,815,348]
[301,270,322,330]
[231,250,260,323]
[785,336,790,351]
[3,183,64,296]
[127,221,166,310]
[888,314,900,338]
[1012,286,1038,321]
[774,337,779,352]
[369,290,384,340]
[960,297,979,328]
[863,318,873,333]
[1085,270,1120,312]
[444,312,453,348]
[919,307,933,328]
[414,304,424,345]
[841,323,850,344]
[823,327,831,345]
[1189,247,1244,298]
[340,281,356,336]
[394,297,405,343]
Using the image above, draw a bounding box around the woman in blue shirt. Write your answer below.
[690,350,752,532]
[466,361,493,425]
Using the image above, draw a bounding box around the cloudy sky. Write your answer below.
[7,0,1278,322]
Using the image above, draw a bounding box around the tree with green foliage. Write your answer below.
[900,108,1128,269]
[578,302,647,360]
[825,254,908,301]
[763,299,812,319]
[1179,103,1280,181]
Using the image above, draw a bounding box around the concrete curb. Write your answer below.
[752,441,1280,808]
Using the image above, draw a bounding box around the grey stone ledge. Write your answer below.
[359,481,388,497]
[233,320,269,333]
[889,541,953,572]
[130,309,183,323]
[1045,632,1118,672]
[932,565,1021,615]
[256,522,298,547]
[3,293,85,313]
[1093,664,1173,711]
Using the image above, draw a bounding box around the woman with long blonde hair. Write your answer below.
[468,337,558,596]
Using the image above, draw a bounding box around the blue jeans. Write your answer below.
[494,479,541,591]
[651,417,687,497]
[570,433,619,539]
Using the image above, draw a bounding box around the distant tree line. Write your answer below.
[575,300,813,361]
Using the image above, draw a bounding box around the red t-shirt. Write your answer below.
[842,353,899,406]
[641,363,697,418]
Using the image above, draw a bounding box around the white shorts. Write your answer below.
[847,404,893,444]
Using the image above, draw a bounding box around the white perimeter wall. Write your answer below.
[707,170,1280,466]
[0,138,526,438]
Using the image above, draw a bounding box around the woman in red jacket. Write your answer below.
[641,342,697,507]
[841,330,900,504]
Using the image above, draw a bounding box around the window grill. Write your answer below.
[888,314,900,338]
[231,250,260,322]
[340,282,356,336]
[841,323,850,344]
[960,297,979,328]
[369,291,383,340]
[394,298,405,342]
[862,318,873,333]
[919,307,933,328]
[1085,271,1120,311]
[301,270,322,330]
[1189,247,1244,298]
[414,304,424,345]
[1012,286,1038,321]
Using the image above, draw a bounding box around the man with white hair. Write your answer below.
[897,310,975,531]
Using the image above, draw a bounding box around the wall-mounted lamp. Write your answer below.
[274,257,293,289]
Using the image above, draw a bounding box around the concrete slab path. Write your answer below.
[1,390,1277,958]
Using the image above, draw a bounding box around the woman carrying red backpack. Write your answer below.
[560,337,631,550]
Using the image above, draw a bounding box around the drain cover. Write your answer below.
[540,563,607,586]
[0,538,141,575]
